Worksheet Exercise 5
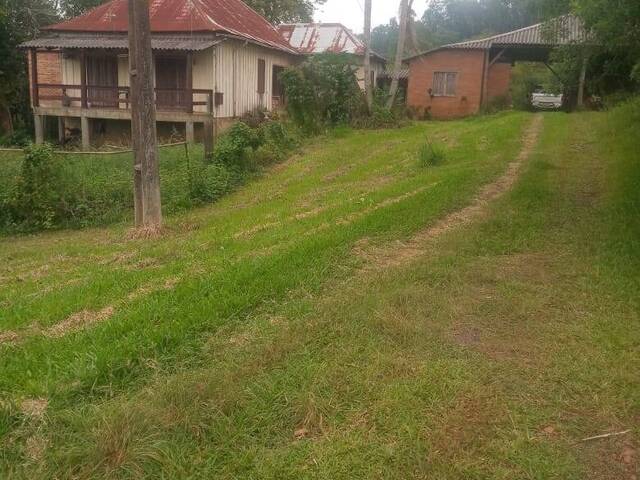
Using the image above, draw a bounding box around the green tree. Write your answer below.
[0,0,58,136]
[59,0,102,19]
[243,0,326,24]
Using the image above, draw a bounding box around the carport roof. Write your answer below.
[406,14,589,61]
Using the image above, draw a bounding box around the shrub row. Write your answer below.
[0,119,298,233]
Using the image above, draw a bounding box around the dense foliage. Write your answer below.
[0,0,57,136]
[280,53,365,133]
[244,0,326,23]
[0,118,299,233]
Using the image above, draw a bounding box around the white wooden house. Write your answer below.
[21,0,298,149]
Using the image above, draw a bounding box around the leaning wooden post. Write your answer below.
[128,0,162,229]
[386,0,411,109]
[363,0,373,112]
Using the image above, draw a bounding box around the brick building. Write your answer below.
[406,15,588,119]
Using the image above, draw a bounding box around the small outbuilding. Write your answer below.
[405,15,588,119]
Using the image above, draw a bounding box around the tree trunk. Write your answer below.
[577,54,588,109]
[0,105,14,136]
[128,0,162,229]
[363,0,373,112]
[386,0,411,110]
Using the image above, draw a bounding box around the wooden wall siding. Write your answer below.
[355,58,385,90]
[214,40,296,118]
[56,41,295,118]
[192,49,214,113]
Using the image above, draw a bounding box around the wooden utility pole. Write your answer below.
[363,0,373,112]
[128,0,162,229]
[387,0,411,109]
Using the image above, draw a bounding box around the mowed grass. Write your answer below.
[1,105,639,478]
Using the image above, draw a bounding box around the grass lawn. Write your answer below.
[0,105,638,478]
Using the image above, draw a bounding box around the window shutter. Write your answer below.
[258,59,266,95]
[446,73,457,95]
[433,72,445,96]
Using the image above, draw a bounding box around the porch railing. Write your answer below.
[34,84,214,114]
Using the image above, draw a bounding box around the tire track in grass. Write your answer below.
[0,276,182,346]
[355,114,544,269]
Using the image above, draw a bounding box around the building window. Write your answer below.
[432,72,457,96]
[257,58,266,95]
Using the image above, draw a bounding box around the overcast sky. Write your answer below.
[315,0,429,34]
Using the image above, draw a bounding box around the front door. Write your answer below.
[155,56,188,110]
[86,55,118,108]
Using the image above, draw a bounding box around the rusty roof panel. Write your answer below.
[45,0,297,54]
[407,15,589,61]
[21,33,221,51]
[277,23,385,61]
[448,14,588,49]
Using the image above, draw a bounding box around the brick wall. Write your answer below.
[407,49,485,119]
[487,61,512,102]
[27,51,62,107]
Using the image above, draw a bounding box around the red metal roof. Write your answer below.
[46,0,297,54]
[278,23,385,61]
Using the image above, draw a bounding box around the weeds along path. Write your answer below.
[355,114,544,270]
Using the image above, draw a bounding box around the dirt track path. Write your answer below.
[356,114,544,269]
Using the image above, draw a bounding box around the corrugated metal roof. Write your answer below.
[44,0,297,54]
[278,23,385,61]
[378,67,410,80]
[21,33,221,51]
[407,14,589,61]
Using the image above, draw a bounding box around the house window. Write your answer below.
[432,72,457,96]
[257,58,266,95]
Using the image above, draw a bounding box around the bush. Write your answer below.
[187,161,233,204]
[8,144,63,229]
[212,122,259,168]
[418,139,446,168]
[0,129,31,147]
[351,105,405,129]
[281,53,364,134]
[484,95,511,114]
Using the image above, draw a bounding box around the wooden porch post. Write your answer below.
[30,48,39,108]
[80,49,88,109]
[186,51,193,114]
[58,117,65,144]
[203,118,214,160]
[33,115,44,144]
[81,116,91,150]
[185,121,194,143]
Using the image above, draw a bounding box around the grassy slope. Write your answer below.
[2,105,639,478]
[0,112,529,473]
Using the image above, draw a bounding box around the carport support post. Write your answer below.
[185,121,194,143]
[81,116,91,150]
[34,115,44,145]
